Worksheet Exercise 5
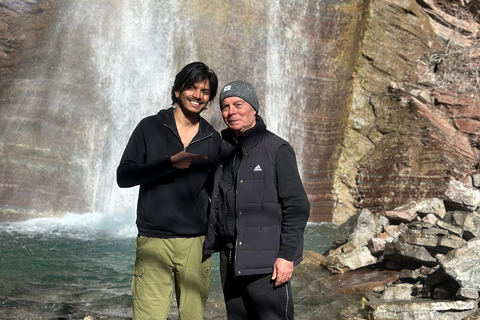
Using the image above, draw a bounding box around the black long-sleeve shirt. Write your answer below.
[117,107,221,238]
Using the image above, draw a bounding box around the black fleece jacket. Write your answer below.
[117,107,221,238]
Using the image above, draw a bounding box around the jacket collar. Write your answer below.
[158,107,176,127]
[222,115,267,155]
[158,106,214,138]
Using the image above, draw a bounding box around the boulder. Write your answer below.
[367,299,477,320]
[384,201,419,223]
[324,268,399,294]
[400,229,466,253]
[324,178,480,319]
[300,250,326,266]
[417,198,447,220]
[398,269,427,283]
[436,235,468,253]
[368,236,387,256]
[335,209,382,248]
[385,224,405,240]
[422,213,438,225]
[456,287,479,300]
[407,221,435,230]
[436,220,464,238]
[381,283,415,300]
[378,215,390,231]
[472,174,480,188]
[437,239,480,291]
[444,180,480,212]
[447,210,470,227]
[462,212,480,240]
[325,246,377,274]
[384,241,437,267]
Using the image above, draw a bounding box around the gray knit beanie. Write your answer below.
[219,81,260,113]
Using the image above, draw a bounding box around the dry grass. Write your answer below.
[411,0,480,96]
[427,44,480,96]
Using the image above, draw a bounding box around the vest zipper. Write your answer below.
[234,147,246,277]
[234,154,239,276]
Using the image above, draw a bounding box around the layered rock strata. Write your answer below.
[336,0,480,224]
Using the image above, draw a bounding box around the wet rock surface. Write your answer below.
[292,255,367,320]
[324,268,399,294]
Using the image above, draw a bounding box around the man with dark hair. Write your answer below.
[205,80,310,319]
[117,62,220,320]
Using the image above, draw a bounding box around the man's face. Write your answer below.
[221,97,256,135]
[175,80,211,115]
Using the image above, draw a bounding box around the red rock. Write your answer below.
[324,269,399,294]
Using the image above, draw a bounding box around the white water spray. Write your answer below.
[2,211,137,239]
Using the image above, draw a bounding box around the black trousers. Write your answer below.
[220,249,294,320]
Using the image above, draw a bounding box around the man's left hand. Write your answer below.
[271,258,293,287]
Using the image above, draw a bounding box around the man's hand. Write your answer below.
[271,258,293,287]
[170,151,207,169]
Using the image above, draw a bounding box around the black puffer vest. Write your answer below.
[205,117,303,276]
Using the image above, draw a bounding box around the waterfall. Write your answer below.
[64,0,312,216]
[1,0,342,221]
[265,0,308,169]
[85,0,181,215]
[46,0,204,215]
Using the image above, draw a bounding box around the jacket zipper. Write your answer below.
[163,123,213,151]
[189,133,213,149]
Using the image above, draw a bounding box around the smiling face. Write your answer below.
[221,96,257,135]
[175,80,211,116]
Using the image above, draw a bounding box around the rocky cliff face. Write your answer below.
[0,0,479,223]
[335,0,480,223]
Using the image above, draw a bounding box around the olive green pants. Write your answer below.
[131,236,211,320]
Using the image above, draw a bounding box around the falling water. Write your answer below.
[85,1,176,215]
[1,0,186,217]
[0,0,322,219]
[0,0,368,318]
[77,0,185,214]
[56,0,313,215]
[265,0,308,146]
[27,0,213,216]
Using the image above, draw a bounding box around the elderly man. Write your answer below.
[205,80,310,319]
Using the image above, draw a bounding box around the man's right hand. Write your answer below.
[170,151,207,169]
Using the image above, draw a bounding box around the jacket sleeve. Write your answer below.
[116,119,176,188]
[276,144,311,261]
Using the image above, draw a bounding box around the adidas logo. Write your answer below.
[253,164,262,172]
